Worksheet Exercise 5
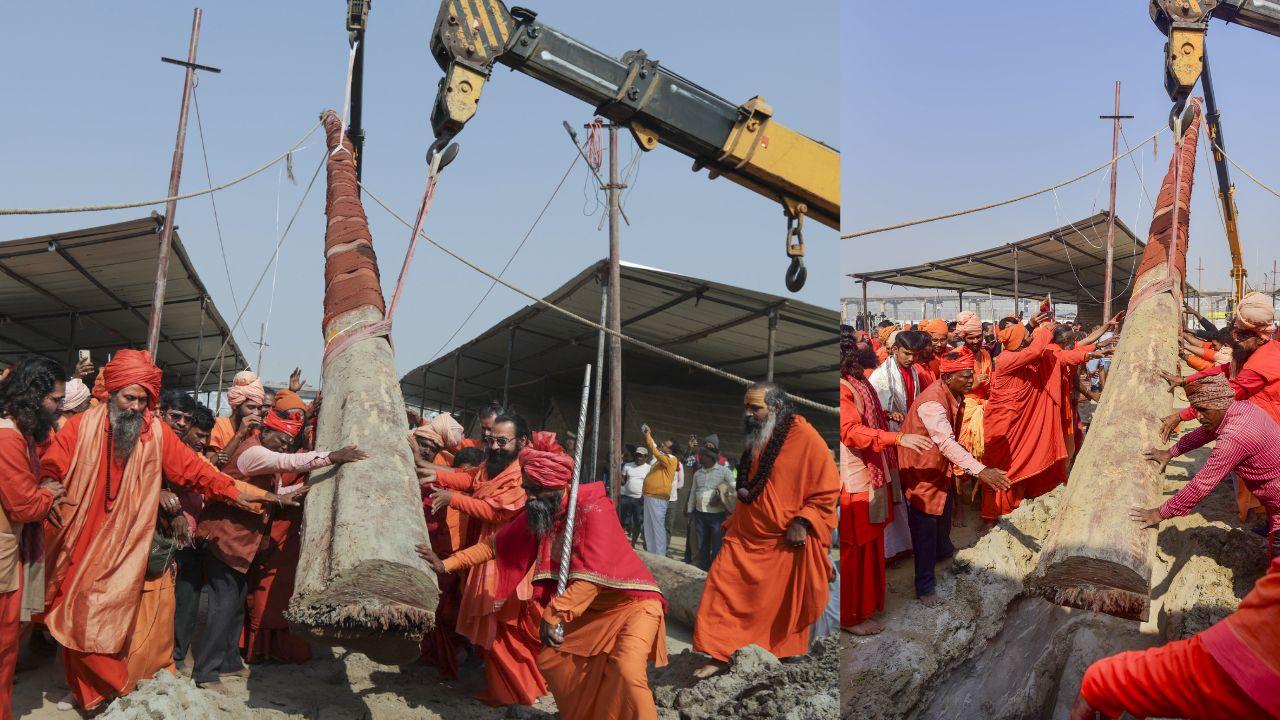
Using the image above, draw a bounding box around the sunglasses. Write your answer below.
[484,436,517,448]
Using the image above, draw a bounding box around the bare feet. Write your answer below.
[693,662,725,679]
[918,592,941,607]
[220,666,251,679]
[842,619,884,636]
[197,680,230,694]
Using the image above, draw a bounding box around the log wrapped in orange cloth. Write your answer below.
[495,482,667,719]
[40,402,241,711]
[693,415,838,661]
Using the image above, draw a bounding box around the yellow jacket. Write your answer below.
[641,432,679,499]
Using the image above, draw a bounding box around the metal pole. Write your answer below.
[1197,257,1204,314]
[215,341,225,414]
[67,313,78,376]
[450,354,459,408]
[194,296,206,390]
[861,279,870,334]
[503,326,516,407]
[1013,245,1021,315]
[147,8,205,357]
[607,125,624,503]
[766,306,779,381]
[420,367,428,416]
[590,277,607,483]
[348,14,367,180]
[1100,81,1132,321]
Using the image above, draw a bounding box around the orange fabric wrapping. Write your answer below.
[692,416,838,661]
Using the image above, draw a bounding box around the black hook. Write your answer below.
[785,257,807,292]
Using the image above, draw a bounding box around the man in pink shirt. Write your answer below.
[897,347,1010,605]
[1137,373,1280,555]
[193,411,366,689]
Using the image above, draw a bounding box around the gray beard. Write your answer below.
[744,412,777,453]
[525,492,563,538]
[109,402,144,462]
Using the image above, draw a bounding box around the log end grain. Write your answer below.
[1027,556,1150,622]
[286,558,439,664]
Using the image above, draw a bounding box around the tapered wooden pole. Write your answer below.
[1030,102,1202,621]
[287,111,436,663]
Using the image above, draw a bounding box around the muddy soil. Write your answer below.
[840,435,1269,720]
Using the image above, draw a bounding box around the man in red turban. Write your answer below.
[40,350,294,712]
[896,348,1009,605]
[197,409,365,687]
[418,431,668,719]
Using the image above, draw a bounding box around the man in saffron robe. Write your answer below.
[981,315,1109,521]
[897,348,1010,605]
[40,350,287,712]
[0,357,68,720]
[420,413,535,706]
[920,318,951,379]
[1071,552,1280,719]
[869,330,932,557]
[422,432,668,718]
[692,382,838,677]
[953,311,993,464]
[840,331,931,634]
[207,370,265,468]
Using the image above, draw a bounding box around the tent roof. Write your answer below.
[849,213,1161,301]
[0,215,249,389]
[400,260,838,409]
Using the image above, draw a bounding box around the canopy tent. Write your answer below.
[399,259,837,454]
[845,213,1193,326]
[0,215,249,389]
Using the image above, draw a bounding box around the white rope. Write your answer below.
[331,41,359,158]
[357,181,838,415]
[842,126,1166,239]
[0,121,322,216]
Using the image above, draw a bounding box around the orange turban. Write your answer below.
[102,349,163,403]
[518,431,574,490]
[91,368,108,403]
[227,370,265,408]
[412,412,464,451]
[954,311,982,335]
[922,318,949,336]
[262,411,304,438]
[939,346,975,374]
[272,389,307,413]
[877,324,897,347]
[998,322,1028,351]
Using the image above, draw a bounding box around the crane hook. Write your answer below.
[784,211,806,292]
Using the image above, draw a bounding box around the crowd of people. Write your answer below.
[0,340,839,720]
[841,291,1280,719]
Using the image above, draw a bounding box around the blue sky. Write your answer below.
[843,2,1280,302]
[1,1,837,386]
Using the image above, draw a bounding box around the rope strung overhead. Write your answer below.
[0,120,322,216]
[842,126,1166,239]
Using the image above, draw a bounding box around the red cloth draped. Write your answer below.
[841,491,889,626]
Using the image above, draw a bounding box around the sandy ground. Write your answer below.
[841,399,1271,719]
[14,530,839,719]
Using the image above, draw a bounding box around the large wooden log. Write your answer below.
[286,111,437,663]
[1028,103,1201,621]
[638,550,706,628]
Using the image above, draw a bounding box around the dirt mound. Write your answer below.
[840,443,1268,720]
[97,672,250,720]
[653,637,840,720]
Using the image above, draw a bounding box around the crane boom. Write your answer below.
[426,1,838,284]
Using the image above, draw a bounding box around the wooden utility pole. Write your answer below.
[607,125,624,503]
[148,8,221,357]
[1099,81,1133,321]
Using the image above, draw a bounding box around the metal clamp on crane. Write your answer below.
[1150,0,1280,305]
[427,0,838,291]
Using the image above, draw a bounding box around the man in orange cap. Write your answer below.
[897,348,1010,605]
[691,383,838,678]
[40,350,293,712]
[920,318,951,379]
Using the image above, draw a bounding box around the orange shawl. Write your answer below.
[44,403,164,654]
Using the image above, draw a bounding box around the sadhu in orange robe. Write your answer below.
[981,325,1091,521]
[693,414,839,661]
[419,448,467,679]
[434,458,536,706]
[41,403,243,711]
[1080,553,1280,719]
[0,419,56,720]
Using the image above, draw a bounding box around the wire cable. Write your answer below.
[842,126,1165,239]
[190,83,242,316]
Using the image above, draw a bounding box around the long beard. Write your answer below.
[485,446,518,477]
[744,411,777,453]
[525,491,563,538]
[29,406,57,443]
[1232,343,1254,365]
[109,402,144,462]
